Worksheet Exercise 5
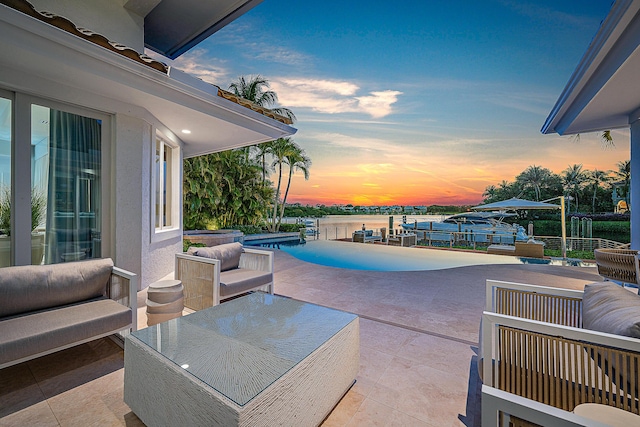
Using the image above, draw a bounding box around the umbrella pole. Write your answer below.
[561,197,567,259]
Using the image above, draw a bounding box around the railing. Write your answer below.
[309,228,627,253]
[534,236,625,251]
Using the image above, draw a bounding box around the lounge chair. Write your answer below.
[175,242,274,310]
[594,248,640,286]
[481,279,640,426]
[352,230,382,243]
[387,232,417,247]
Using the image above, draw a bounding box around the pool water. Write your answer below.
[254,240,593,271]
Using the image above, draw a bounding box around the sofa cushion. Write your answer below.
[583,282,640,338]
[0,298,131,366]
[191,242,243,272]
[0,258,114,318]
[219,268,272,297]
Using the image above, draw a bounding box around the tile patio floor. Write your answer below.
[1,248,602,426]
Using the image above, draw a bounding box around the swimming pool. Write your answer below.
[256,240,593,271]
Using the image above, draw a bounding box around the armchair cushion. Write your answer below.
[583,282,640,338]
[190,242,243,272]
[219,268,272,297]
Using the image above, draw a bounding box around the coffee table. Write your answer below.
[124,293,359,426]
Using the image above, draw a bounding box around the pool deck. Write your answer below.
[1,248,603,426]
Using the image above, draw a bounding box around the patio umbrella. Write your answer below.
[472,197,567,258]
[471,197,560,211]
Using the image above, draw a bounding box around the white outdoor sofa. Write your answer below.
[481,279,640,426]
[175,242,274,311]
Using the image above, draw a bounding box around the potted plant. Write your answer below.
[0,187,47,266]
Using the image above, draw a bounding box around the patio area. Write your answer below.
[1,248,602,426]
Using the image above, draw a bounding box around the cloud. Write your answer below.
[279,78,359,96]
[355,91,403,118]
[357,163,396,175]
[209,22,311,67]
[310,132,403,154]
[271,78,402,118]
[145,48,229,85]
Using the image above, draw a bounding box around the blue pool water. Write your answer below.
[252,240,593,271]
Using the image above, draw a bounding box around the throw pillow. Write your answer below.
[192,242,243,272]
[582,282,640,338]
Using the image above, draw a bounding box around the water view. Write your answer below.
[286,214,449,240]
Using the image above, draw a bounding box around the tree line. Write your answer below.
[183,76,310,232]
[482,162,631,214]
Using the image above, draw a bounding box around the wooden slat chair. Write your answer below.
[175,243,274,310]
[594,248,640,286]
[481,280,640,427]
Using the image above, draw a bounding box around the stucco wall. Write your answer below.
[114,114,182,290]
[29,0,144,51]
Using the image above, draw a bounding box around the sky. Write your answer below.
[150,0,629,206]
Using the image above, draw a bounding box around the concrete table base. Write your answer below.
[124,294,359,427]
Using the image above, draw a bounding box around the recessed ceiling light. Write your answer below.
[181,129,191,134]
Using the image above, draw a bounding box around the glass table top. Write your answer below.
[131,293,357,406]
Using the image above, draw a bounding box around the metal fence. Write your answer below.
[534,236,625,251]
[309,227,626,252]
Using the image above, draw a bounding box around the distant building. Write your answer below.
[611,180,630,213]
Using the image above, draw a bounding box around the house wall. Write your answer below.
[28,0,145,51]
[631,119,640,250]
[114,114,181,289]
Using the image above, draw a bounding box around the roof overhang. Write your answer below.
[0,3,295,158]
[541,0,640,136]
[140,0,264,60]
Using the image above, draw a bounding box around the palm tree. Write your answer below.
[228,75,296,122]
[573,131,613,146]
[613,160,631,212]
[278,145,311,229]
[562,164,585,213]
[517,165,551,201]
[588,169,611,214]
[268,137,297,232]
[482,185,497,202]
[253,141,273,183]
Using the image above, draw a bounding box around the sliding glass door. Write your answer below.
[33,105,102,264]
[0,95,10,267]
[0,91,107,266]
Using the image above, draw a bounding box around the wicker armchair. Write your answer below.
[594,248,640,286]
[175,246,274,310]
[481,279,640,427]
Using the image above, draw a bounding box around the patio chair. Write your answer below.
[481,279,640,426]
[594,248,640,286]
[352,229,382,243]
[175,242,273,310]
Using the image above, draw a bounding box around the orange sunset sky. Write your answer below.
[154,1,624,207]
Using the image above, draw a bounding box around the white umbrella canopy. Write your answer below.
[472,197,561,211]
[473,197,567,258]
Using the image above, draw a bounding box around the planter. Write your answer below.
[0,232,46,267]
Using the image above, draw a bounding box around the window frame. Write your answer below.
[151,131,181,242]
[3,90,111,265]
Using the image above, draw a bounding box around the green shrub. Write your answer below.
[183,239,206,252]
[278,223,306,233]
[543,249,595,260]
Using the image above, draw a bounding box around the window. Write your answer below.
[0,95,11,267]
[153,133,180,236]
[0,92,108,266]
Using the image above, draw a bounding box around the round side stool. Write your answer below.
[146,279,184,326]
[573,403,640,427]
